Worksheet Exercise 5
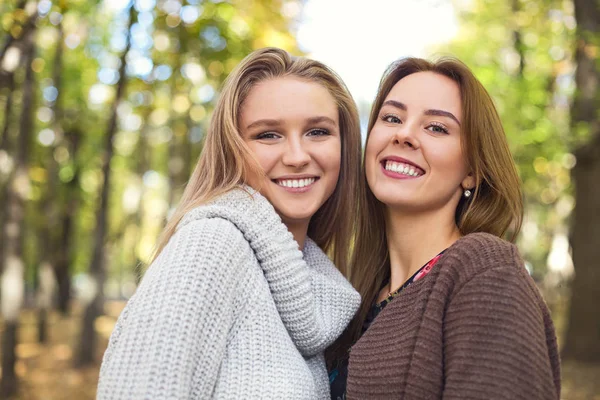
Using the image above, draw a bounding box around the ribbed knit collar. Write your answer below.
[179,186,360,357]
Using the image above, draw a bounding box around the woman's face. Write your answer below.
[240,77,341,228]
[365,71,474,215]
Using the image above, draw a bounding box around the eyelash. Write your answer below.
[427,122,449,134]
[307,128,330,137]
[255,128,330,140]
[382,114,401,124]
[381,114,449,134]
[255,132,280,140]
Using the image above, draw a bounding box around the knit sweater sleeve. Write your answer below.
[442,263,560,400]
[97,218,253,400]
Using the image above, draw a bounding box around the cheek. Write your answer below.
[428,140,467,174]
[364,135,382,180]
[319,139,342,177]
[246,143,278,172]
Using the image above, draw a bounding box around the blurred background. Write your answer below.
[0,0,599,398]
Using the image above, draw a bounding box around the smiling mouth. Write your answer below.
[382,160,425,177]
[273,177,318,188]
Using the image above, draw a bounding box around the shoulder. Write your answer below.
[153,216,254,277]
[439,234,549,325]
[177,187,293,251]
[438,232,527,289]
[173,216,249,249]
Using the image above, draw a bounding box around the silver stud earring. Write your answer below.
[464,189,472,198]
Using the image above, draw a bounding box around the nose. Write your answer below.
[392,123,419,149]
[282,136,311,168]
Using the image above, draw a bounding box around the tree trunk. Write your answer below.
[54,128,80,314]
[0,75,15,151]
[36,262,55,343]
[37,17,64,342]
[0,0,37,90]
[0,27,35,398]
[1,322,18,396]
[511,0,526,77]
[0,75,15,279]
[563,0,600,363]
[76,4,135,367]
[167,23,190,208]
[131,109,151,283]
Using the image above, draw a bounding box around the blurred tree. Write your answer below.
[446,0,574,277]
[0,14,37,397]
[0,0,39,277]
[36,2,65,343]
[563,0,600,363]
[76,2,136,368]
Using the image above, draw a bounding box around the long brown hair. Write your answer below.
[152,47,361,275]
[332,57,524,359]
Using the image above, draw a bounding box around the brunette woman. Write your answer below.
[329,57,560,400]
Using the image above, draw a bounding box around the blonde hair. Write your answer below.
[152,47,361,274]
[331,57,524,360]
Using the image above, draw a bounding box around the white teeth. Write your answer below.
[276,178,316,188]
[385,161,422,177]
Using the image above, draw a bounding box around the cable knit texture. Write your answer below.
[346,232,560,400]
[97,187,360,399]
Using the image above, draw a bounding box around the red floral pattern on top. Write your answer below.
[413,252,444,282]
[377,250,446,308]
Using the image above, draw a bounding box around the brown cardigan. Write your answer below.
[347,233,560,400]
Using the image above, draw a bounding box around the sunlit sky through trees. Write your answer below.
[298,0,459,106]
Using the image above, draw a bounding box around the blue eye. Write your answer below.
[256,132,280,140]
[382,114,401,124]
[426,123,449,134]
[307,129,330,137]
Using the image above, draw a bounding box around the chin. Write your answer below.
[278,209,315,224]
[372,191,414,209]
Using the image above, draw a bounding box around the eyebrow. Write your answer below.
[306,116,337,126]
[245,116,337,130]
[382,100,461,126]
[246,119,281,130]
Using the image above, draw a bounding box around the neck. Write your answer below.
[385,206,461,292]
[282,219,309,250]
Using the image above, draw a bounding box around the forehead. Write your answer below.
[385,72,462,116]
[240,77,339,124]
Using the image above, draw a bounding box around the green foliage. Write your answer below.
[441,0,576,275]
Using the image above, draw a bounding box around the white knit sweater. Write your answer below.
[97,187,360,399]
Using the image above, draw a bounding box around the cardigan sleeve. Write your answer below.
[97,218,253,400]
[442,265,560,400]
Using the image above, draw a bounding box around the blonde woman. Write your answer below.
[97,48,362,399]
[328,58,560,399]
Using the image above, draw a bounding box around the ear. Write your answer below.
[461,172,476,191]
